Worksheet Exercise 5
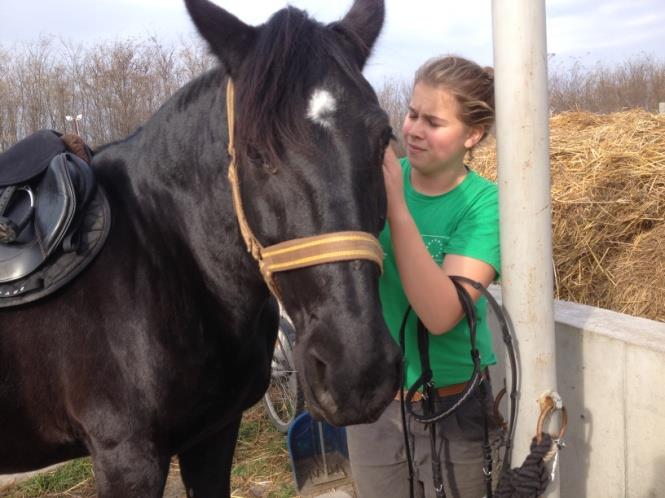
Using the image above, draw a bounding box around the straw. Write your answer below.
[469,109,665,321]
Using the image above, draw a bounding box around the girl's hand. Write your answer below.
[382,144,407,221]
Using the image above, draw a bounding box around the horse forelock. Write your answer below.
[234,6,368,167]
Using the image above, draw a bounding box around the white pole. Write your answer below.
[491,0,560,496]
[659,102,665,114]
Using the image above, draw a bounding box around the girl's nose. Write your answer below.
[407,119,425,140]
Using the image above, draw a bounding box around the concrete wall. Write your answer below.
[489,290,665,498]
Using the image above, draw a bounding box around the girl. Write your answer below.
[347,55,500,498]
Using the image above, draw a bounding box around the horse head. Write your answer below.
[185,0,401,426]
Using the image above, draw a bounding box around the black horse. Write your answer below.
[0,0,401,496]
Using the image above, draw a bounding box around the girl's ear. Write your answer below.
[464,125,485,150]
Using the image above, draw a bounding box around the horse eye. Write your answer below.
[381,127,395,148]
[374,126,394,165]
[247,147,262,164]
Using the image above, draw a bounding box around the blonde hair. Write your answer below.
[415,55,495,145]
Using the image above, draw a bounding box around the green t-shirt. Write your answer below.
[379,157,500,388]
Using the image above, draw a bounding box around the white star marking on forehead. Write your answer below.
[307,88,337,129]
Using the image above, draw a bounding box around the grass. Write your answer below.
[0,404,296,498]
[230,405,295,498]
[1,459,95,498]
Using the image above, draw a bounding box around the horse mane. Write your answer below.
[235,7,361,167]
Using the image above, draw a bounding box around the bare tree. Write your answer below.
[0,36,216,150]
[549,54,665,114]
[376,77,411,155]
[1,37,662,153]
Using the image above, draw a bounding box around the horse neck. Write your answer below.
[93,69,269,311]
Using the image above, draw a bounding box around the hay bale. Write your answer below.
[468,109,665,321]
[608,223,665,321]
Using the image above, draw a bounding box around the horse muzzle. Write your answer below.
[296,325,402,426]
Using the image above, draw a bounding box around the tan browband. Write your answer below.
[225,79,384,299]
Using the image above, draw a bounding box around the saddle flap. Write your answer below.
[0,130,65,187]
[35,154,78,257]
[64,153,96,209]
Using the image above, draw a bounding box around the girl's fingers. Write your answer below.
[383,144,398,167]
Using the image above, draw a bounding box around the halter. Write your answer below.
[225,79,384,299]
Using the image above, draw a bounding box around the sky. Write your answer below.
[1,0,664,87]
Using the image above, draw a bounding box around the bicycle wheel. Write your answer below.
[263,317,304,433]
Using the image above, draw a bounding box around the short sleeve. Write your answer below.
[443,182,500,278]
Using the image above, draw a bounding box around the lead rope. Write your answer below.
[495,392,567,498]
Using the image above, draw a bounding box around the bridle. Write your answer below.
[399,275,519,498]
[225,79,385,299]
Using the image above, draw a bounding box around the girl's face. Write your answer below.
[402,82,483,175]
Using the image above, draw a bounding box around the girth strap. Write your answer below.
[225,78,384,299]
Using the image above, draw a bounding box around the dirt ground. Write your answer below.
[162,469,186,498]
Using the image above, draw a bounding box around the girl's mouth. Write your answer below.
[408,143,426,153]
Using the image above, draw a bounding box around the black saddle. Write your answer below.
[0,130,111,307]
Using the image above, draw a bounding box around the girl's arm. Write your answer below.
[383,147,496,335]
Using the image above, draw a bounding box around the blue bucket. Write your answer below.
[287,411,354,495]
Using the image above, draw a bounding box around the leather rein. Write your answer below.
[225,79,384,299]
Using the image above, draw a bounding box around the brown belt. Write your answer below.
[395,369,489,403]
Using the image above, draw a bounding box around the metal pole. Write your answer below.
[491,0,560,495]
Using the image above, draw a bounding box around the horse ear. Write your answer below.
[184,0,257,76]
[334,0,385,68]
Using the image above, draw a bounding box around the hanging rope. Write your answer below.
[495,432,553,498]
[495,391,567,498]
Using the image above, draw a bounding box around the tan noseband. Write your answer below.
[225,79,384,300]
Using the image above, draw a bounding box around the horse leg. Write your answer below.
[90,438,170,498]
[178,416,241,498]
